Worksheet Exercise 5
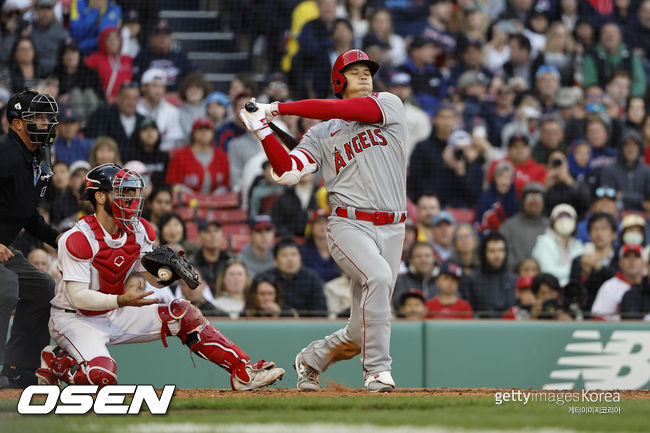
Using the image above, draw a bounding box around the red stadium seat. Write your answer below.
[212,209,248,224]
[228,233,251,254]
[185,221,199,243]
[446,207,476,224]
[172,191,239,209]
[222,224,250,237]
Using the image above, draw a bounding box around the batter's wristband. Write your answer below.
[256,125,272,140]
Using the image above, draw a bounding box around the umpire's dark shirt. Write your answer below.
[0,130,58,248]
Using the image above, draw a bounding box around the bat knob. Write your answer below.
[245,101,258,113]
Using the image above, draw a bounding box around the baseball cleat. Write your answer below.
[232,360,285,391]
[294,352,320,392]
[365,371,395,393]
[36,345,60,386]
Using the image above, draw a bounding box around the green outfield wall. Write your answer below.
[91,320,650,390]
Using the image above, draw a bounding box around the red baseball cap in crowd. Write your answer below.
[249,215,275,231]
[516,275,534,291]
[620,244,643,257]
[192,118,213,131]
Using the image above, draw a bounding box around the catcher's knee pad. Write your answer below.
[81,356,118,386]
[158,299,250,378]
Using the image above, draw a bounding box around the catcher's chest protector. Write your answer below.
[79,215,141,316]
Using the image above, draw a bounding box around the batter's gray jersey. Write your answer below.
[295,92,407,211]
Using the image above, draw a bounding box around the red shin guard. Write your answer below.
[158,299,252,384]
[40,348,117,386]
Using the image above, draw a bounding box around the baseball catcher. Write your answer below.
[36,163,284,390]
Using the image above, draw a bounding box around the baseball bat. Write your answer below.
[245,101,299,150]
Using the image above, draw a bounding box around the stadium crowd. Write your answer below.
[2,0,650,321]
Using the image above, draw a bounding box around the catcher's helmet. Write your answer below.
[331,49,379,98]
[83,163,146,232]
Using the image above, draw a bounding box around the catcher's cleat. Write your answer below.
[36,345,61,386]
[294,352,320,392]
[231,360,285,391]
[365,371,395,393]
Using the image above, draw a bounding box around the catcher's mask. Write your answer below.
[83,163,145,232]
[7,90,59,179]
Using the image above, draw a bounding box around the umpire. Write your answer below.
[0,89,60,389]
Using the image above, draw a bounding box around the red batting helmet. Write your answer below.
[331,49,379,98]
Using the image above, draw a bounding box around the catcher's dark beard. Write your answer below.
[104,196,113,217]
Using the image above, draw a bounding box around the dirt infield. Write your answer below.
[1,386,649,401]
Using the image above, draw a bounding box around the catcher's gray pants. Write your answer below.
[300,216,404,377]
[0,248,55,372]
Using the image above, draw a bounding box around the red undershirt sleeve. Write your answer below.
[277,97,383,123]
[260,133,298,175]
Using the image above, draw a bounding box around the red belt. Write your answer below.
[334,207,407,225]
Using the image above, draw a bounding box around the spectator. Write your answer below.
[386,72,431,161]
[133,19,195,92]
[301,210,340,283]
[136,68,183,152]
[246,275,297,318]
[120,9,141,58]
[532,203,584,285]
[398,35,446,115]
[69,0,122,55]
[575,186,620,243]
[544,150,591,217]
[584,114,617,176]
[620,213,646,246]
[487,133,547,196]
[530,273,572,320]
[431,210,456,262]
[555,86,583,128]
[121,118,168,189]
[205,91,230,132]
[248,160,284,218]
[531,22,576,86]
[290,0,337,99]
[88,136,121,167]
[48,161,78,225]
[85,82,142,154]
[517,257,541,277]
[165,118,229,195]
[449,37,493,88]
[178,73,213,141]
[499,182,549,270]
[26,247,50,275]
[53,37,103,121]
[393,242,437,309]
[238,215,276,278]
[604,71,631,116]
[141,187,172,233]
[0,2,27,65]
[502,34,533,91]
[191,220,233,294]
[271,173,318,237]
[331,18,355,59]
[533,115,566,164]
[84,26,133,103]
[450,223,480,275]
[30,0,68,74]
[475,160,518,233]
[414,193,441,243]
[534,65,561,113]
[455,70,490,129]
[601,130,650,211]
[569,212,619,311]
[500,95,542,150]
[8,37,44,92]
[409,102,458,201]
[481,83,516,150]
[397,289,428,320]
[567,138,592,182]
[461,231,518,318]
[426,262,473,319]
[178,270,224,316]
[591,244,643,321]
[213,258,251,319]
[52,105,93,165]
[502,275,537,320]
[227,95,264,193]
[158,212,197,256]
[263,237,327,317]
[624,96,645,132]
[582,21,646,97]
[620,258,650,320]
[482,21,510,74]
[365,8,406,67]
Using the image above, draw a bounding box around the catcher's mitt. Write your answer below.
[141,246,201,289]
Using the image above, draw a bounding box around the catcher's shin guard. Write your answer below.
[37,345,117,386]
[158,299,256,388]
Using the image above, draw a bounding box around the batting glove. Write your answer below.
[256,101,280,120]
[239,105,272,140]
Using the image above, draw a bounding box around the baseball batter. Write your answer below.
[36,163,284,390]
[240,49,407,392]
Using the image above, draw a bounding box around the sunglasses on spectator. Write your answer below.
[595,187,616,199]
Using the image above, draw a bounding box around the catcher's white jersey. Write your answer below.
[295,92,407,212]
[51,215,154,313]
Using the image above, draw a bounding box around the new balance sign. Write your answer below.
[543,330,650,390]
[17,385,175,415]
